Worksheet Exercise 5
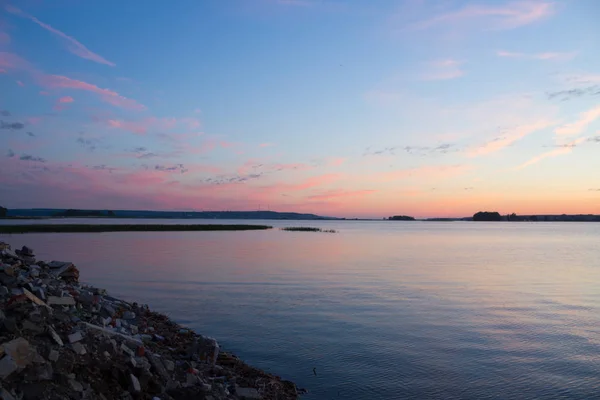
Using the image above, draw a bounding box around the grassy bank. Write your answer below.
[0,224,273,234]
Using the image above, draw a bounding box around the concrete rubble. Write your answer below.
[0,242,301,400]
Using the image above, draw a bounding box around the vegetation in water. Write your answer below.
[0,224,272,234]
[281,227,337,233]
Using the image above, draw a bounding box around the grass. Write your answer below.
[281,227,337,233]
[0,224,273,234]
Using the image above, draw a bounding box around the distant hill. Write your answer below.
[6,209,340,220]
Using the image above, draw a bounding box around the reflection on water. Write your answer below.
[3,220,600,399]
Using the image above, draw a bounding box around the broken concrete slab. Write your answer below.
[47,296,75,306]
[68,331,83,343]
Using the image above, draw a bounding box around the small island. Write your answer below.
[387,215,416,221]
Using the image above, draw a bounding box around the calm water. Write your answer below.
[2,220,600,399]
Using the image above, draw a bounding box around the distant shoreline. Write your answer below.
[0,224,273,234]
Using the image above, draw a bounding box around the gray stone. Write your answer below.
[236,387,261,399]
[69,379,84,392]
[47,326,64,346]
[122,311,136,320]
[120,343,135,358]
[34,363,53,380]
[163,359,175,372]
[68,331,83,343]
[48,350,59,362]
[47,296,75,306]
[148,354,169,380]
[0,355,18,379]
[22,320,44,335]
[71,343,86,355]
[0,287,8,297]
[0,388,15,400]
[202,383,212,392]
[130,374,141,393]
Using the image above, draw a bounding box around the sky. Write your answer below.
[0,0,599,218]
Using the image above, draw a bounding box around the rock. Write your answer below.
[2,337,36,368]
[47,296,75,306]
[0,286,8,297]
[236,387,261,399]
[68,331,83,343]
[163,359,175,372]
[33,363,53,380]
[0,388,15,400]
[48,350,59,362]
[20,246,34,257]
[71,343,86,355]
[69,379,84,392]
[2,318,17,334]
[130,374,141,393]
[122,311,136,320]
[0,355,18,379]
[202,383,212,392]
[121,343,134,357]
[47,326,64,346]
[22,320,44,335]
[148,354,170,380]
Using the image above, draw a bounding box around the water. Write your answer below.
[2,220,600,399]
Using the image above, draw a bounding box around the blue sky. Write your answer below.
[1,0,599,217]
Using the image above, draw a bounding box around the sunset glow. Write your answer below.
[1,1,598,218]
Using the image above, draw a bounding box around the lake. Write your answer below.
[2,219,600,399]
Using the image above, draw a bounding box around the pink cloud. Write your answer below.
[181,117,201,129]
[259,142,275,148]
[5,5,115,66]
[378,164,472,181]
[421,59,464,81]
[107,119,148,135]
[468,120,556,156]
[39,91,49,96]
[54,96,74,111]
[0,69,6,74]
[555,105,600,136]
[16,80,24,87]
[497,50,576,61]
[27,117,41,125]
[328,157,347,166]
[39,75,145,110]
[411,1,554,30]
[308,189,376,201]
[516,137,587,169]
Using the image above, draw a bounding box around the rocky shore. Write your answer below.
[0,242,301,400]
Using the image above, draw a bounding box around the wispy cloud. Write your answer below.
[468,120,556,156]
[76,136,102,152]
[39,75,145,110]
[259,142,275,148]
[421,59,464,81]
[497,50,576,61]
[19,154,46,163]
[555,105,600,136]
[0,110,11,116]
[516,137,586,169]
[547,85,600,101]
[410,1,554,30]
[7,149,15,158]
[0,120,25,130]
[5,5,115,66]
